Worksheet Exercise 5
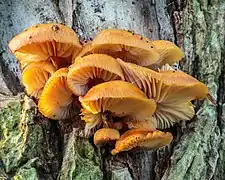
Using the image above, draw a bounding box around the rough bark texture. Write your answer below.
[0,0,225,180]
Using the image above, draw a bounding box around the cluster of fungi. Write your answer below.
[9,23,208,155]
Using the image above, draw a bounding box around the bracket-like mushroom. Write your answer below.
[9,23,82,69]
[79,80,156,134]
[67,54,124,96]
[111,129,173,155]
[152,40,184,66]
[94,128,120,146]
[75,29,160,66]
[22,61,56,98]
[38,68,75,120]
[117,59,208,129]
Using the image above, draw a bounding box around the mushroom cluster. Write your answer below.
[9,23,208,155]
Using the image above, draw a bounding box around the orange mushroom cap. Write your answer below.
[79,80,156,118]
[38,68,75,120]
[9,23,82,69]
[94,128,120,146]
[67,54,124,96]
[159,68,208,100]
[117,59,208,129]
[152,40,184,65]
[22,61,56,98]
[79,80,156,133]
[75,29,160,66]
[75,42,93,61]
[111,129,173,155]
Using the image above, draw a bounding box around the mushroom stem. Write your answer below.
[80,108,103,136]
[49,56,71,69]
[102,111,114,128]
[72,95,82,109]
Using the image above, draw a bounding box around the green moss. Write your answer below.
[13,158,39,180]
[0,98,24,172]
[165,102,220,180]
[0,96,47,179]
[58,131,103,180]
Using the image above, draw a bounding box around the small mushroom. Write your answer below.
[111,129,173,155]
[67,54,124,96]
[9,23,82,69]
[79,80,156,134]
[117,59,208,129]
[38,68,75,120]
[94,128,120,146]
[152,40,184,65]
[22,61,56,98]
[75,29,160,66]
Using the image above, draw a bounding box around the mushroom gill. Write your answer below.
[111,129,173,155]
[117,59,208,129]
[75,29,160,66]
[152,40,184,66]
[79,80,156,134]
[67,54,124,96]
[9,23,82,69]
[22,61,56,98]
[94,128,120,146]
[38,68,75,120]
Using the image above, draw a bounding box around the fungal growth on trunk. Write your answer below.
[67,54,124,96]
[79,80,156,134]
[38,68,75,120]
[94,128,120,146]
[75,29,160,66]
[9,23,209,155]
[151,40,184,66]
[9,23,82,69]
[111,129,173,155]
[22,61,56,98]
[117,59,208,129]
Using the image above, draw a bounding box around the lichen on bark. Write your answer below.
[0,95,55,179]
[161,0,225,179]
[58,130,103,180]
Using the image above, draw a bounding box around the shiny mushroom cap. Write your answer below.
[79,80,156,133]
[67,54,124,96]
[94,128,120,146]
[9,23,82,69]
[117,59,208,129]
[22,61,56,98]
[75,29,160,66]
[152,40,184,65]
[159,69,208,100]
[111,129,173,155]
[38,68,75,120]
[79,80,156,118]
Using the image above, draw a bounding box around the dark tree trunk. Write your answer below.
[0,0,224,180]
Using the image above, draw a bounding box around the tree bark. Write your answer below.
[0,0,224,180]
